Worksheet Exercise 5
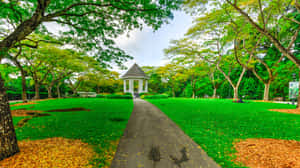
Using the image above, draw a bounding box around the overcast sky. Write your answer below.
[114,11,193,73]
[45,11,193,74]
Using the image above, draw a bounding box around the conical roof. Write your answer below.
[121,63,149,79]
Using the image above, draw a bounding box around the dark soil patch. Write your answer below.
[109,117,127,122]
[17,118,32,127]
[46,107,90,112]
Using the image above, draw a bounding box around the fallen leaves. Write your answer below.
[0,137,97,168]
[11,102,38,107]
[270,109,300,115]
[233,138,300,168]
[11,109,43,117]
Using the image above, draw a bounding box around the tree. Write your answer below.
[184,0,300,103]
[0,1,182,159]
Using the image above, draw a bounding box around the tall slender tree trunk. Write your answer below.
[0,72,19,160]
[20,72,27,102]
[172,88,175,97]
[213,87,217,98]
[57,83,61,98]
[13,59,27,102]
[34,82,40,100]
[233,87,238,100]
[297,71,300,109]
[192,90,195,99]
[263,82,271,101]
[47,86,52,98]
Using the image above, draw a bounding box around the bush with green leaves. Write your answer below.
[106,94,133,99]
[96,94,106,98]
[141,94,168,99]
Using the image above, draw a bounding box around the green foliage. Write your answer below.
[149,98,299,168]
[11,98,133,167]
[96,94,106,98]
[142,94,168,99]
[0,0,183,66]
[106,94,133,99]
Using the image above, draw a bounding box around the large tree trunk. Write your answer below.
[34,82,40,100]
[0,72,19,161]
[263,82,271,101]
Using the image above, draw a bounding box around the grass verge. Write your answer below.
[147,98,300,168]
[8,98,133,168]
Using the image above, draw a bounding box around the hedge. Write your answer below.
[141,94,168,99]
[106,94,133,99]
[96,94,133,99]
[96,94,106,98]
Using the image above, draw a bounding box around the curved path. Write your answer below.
[110,99,221,168]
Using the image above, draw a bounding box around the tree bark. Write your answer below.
[297,71,300,109]
[192,90,195,99]
[263,82,271,101]
[34,82,40,100]
[12,59,27,102]
[47,86,52,98]
[233,87,238,100]
[0,72,19,161]
[213,87,217,98]
[57,83,61,98]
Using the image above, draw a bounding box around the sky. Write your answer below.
[44,11,194,74]
[114,11,193,73]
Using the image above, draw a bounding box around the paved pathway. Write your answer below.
[110,99,220,168]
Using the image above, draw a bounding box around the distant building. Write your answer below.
[121,63,149,97]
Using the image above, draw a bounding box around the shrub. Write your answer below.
[106,94,133,99]
[96,94,106,98]
[142,94,168,99]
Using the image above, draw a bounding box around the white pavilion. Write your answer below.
[121,63,149,97]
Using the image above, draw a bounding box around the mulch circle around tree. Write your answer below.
[0,137,97,168]
[11,102,38,107]
[270,109,300,115]
[11,109,43,117]
[233,138,300,168]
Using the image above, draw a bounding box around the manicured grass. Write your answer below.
[10,98,133,167]
[147,98,300,168]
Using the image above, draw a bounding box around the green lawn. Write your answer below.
[10,98,133,167]
[147,98,300,168]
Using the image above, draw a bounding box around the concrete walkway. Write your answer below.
[110,99,220,168]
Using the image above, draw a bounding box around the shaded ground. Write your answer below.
[233,138,300,168]
[111,99,220,168]
[270,109,300,115]
[0,137,96,168]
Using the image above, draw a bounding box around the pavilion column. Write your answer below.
[123,80,127,93]
[138,79,143,93]
[145,80,148,92]
[129,79,134,94]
